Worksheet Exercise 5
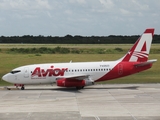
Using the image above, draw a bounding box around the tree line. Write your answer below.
[0,34,160,44]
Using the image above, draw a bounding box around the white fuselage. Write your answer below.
[3,61,119,85]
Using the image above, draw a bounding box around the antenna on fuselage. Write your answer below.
[70,60,72,63]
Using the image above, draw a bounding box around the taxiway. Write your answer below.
[0,84,160,120]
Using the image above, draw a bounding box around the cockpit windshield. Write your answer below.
[10,70,21,74]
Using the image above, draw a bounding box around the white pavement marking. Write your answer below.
[94,116,100,120]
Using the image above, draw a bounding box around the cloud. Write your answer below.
[131,0,149,11]
[64,10,73,15]
[69,0,86,4]
[120,9,132,16]
[0,0,52,10]
[35,0,52,10]
[99,0,114,9]
[0,0,54,21]
[0,0,160,36]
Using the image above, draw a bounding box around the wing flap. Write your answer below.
[56,74,89,80]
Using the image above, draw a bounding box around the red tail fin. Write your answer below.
[120,28,154,62]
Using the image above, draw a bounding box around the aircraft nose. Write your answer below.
[2,74,8,82]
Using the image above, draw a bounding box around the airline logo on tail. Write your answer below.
[121,28,154,62]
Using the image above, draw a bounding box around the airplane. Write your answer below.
[2,28,157,90]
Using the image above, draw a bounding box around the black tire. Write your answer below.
[76,87,80,90]
[76,86,84,90]
[21,86,25,90]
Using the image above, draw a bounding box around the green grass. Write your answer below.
[0,52,159,85]
[1,44,160,55]
[0,43,160,49]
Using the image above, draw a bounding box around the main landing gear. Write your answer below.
[21,85,25,90]
[76,86,84,90]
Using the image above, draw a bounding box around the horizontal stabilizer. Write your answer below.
[134,59,157,67]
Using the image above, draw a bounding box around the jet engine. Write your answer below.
[56,78,94,88]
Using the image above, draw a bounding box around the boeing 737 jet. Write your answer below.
[2,28,157,90]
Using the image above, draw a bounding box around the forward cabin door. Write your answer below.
[24,67,29,78]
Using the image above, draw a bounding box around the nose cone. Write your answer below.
[2,74,9,82]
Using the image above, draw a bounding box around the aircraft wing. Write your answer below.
[56,74,90,80]
[134,59,157,67]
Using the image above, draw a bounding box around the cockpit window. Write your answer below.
[10,70,21,74]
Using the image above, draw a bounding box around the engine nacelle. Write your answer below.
[56,78,94,87]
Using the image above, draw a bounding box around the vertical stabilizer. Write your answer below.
[119,28,154,62]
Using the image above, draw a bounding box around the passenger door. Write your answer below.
[24,67,29,78]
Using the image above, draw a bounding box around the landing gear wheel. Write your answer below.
[21,86,25,90]
[76,87,80,90]
[76,86,84,90]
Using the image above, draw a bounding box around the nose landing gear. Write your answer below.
[14,84,25,90]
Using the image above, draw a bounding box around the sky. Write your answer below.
[0,0,160,36]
